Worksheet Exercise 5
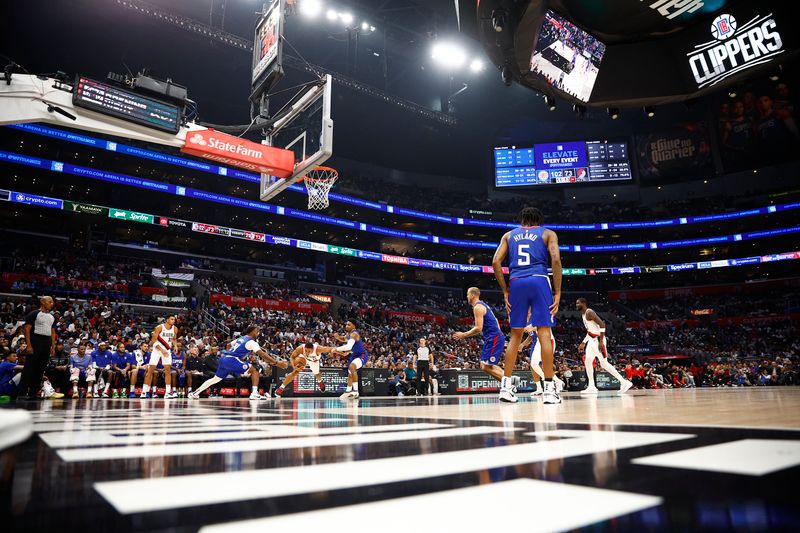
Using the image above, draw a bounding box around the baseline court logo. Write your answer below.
[688,13,784,88]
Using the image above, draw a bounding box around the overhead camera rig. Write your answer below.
[0,67,295,178]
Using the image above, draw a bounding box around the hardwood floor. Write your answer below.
[2,388,799,532]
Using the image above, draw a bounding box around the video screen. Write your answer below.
[494,140,631,187]
[529,10,606,102]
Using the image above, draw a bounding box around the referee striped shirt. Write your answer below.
[25,310,55,337]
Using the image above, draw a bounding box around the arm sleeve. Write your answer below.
[244,340,262,352]
[336,339,355,352]
[24,311,37,326]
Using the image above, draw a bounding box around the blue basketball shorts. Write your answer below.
[481,334,505,365]
[216,356,250,378]
[509,275,555,329]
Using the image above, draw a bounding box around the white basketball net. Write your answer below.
[303,167,338,210]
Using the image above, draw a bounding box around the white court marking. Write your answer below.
[199,478,661,533]
[60,425,512,462]
[41,423,450,447]
[95,429,692,514]
[633,439,800,476]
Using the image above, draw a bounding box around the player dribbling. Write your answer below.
[188,325,287,400]
[275,341,332,397]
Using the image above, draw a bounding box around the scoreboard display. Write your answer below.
[73,76,181,133]
[494,139,632,187]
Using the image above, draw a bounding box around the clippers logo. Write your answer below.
[711,14,737,40]
[688,13,784,89]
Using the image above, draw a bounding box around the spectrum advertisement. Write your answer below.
[3,187,799,278]
[9,124,800,232]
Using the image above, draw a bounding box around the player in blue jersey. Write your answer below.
[493,207,562,404]
[0,353,23,399]
[110,343,132,398]
[453,287,515,388]
[334,321,368,399]
[91,342,114,398]
[188,325,287,400]
[170,345,187,398]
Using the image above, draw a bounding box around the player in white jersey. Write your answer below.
[142,315,177,399]
[275,341,333,397]
[519,325,565,397]
[576,298,632,395]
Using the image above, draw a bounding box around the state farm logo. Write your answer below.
[16,194,24,202]
[688,13,784,88]
[189,133,207,146]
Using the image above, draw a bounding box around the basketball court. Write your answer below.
[2,389,799,531]
[1,0,799,532]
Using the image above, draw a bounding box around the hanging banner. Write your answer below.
[209,293,328,314]
[635,122,713,181]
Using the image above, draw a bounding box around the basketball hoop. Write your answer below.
[302,166,338,210]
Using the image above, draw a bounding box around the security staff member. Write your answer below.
[415,337,433,395]
[19,296,56,399]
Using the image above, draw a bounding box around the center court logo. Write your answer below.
[687,13,784,88]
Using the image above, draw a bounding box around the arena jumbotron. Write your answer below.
[1,0,799,531]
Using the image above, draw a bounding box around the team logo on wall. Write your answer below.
[687,13,784,88]
[537,170,549,183]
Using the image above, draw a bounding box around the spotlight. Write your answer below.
[501,64,513,86]
[361,21,369,31]
[299,0,323,18]
[644,106,655,117]
[607,107,619,119]
[369,25,376,32]
[431,42,467,68]
[491,9,507,33]
[573,103,586,119]
[544,95,556,112]
[469,58,485,73]
[340,12,354,25]
[769,64,782,81]
[326,9,338,20]
[728,90,737,98]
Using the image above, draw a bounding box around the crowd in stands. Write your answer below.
[618,290,800,321]
[1,286,797,399]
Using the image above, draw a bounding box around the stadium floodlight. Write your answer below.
[644,106,655,118]
[361,21,369,31]
[544,95,556,111]
[607,107,620,119]
[326,9,338,21]
[469,59,485,73]
[299,0,323,18]
[340,12,354,25]
[431,42,467,69]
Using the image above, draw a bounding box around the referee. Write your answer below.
[19,296,56,399]
[415,337,433,395]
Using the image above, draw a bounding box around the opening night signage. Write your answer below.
[688,13,784,89]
